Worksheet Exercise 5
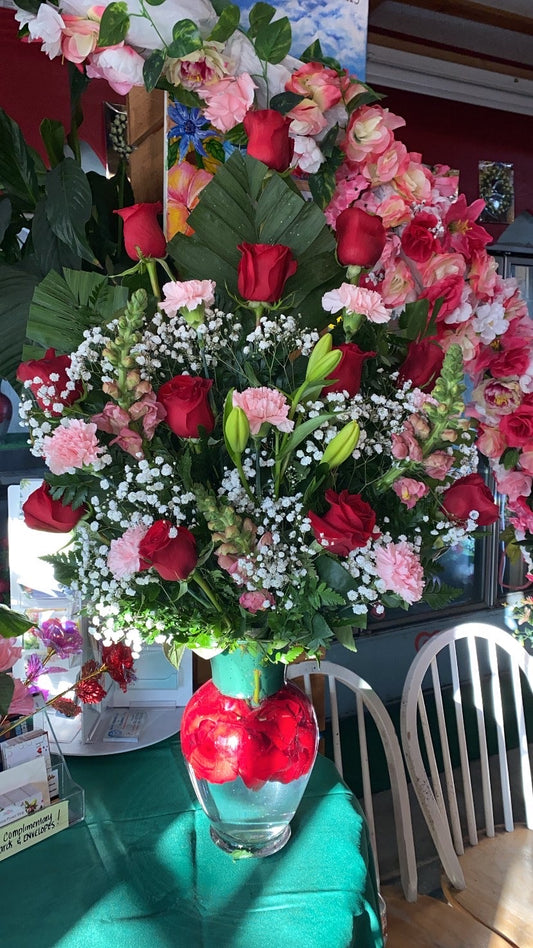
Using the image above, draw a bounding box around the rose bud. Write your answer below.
[115,202,167,260]
[335,207,386,268]
[398,339,444,392]
[22,481,86,533]
[237,242,297,304]
[441,473,499,527]
[323,343,375,398]
[321,420,360,469]
[244,109,294,172]
[157,375,215,439]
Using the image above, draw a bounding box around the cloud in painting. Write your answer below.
[235,0,368,79]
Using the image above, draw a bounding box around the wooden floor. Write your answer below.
[384,885,515,947]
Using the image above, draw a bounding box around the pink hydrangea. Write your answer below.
[392,477,429,509]
[0,637,22,673]
[42,419,104,475]
[200,73,256,132]
[239,591,276,613]
[322,284,390,323]
[233,387,294,435]
[375,541,425,605]
[107,523,150,579]
[160,280,216,316]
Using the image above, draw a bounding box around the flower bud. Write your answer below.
[181,305,205,328]
[306,334,333,380]
[321,420,360,468]
[102,381,119,397]
[125,370,141,391]
[225,406,250,454]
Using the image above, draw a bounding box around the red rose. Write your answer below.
[139,519,198,581]
[335,207,386,268]
[400,211,439,263]
[308,488,377,555]
[485,346,530,380]
[22,481,86,533]
[237,242,297,303]
[441,473,499,527]
[158,375,214,438]
[500,395,533,450]
[17,348,83,416]
[244,109,294,172]
[114,202,167,260]
[421,274,464,322]
[397,339,444,392]
[100,643,136,693]
[323,343,376,397]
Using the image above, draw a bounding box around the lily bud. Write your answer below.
[308,350,342,385]
[306,334,333,380]
[225,406,250,454]
[321,420,360,469]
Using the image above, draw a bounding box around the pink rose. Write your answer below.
[86,44,145,95]
[239,591,276,614]
[61,13,100,63]
[285,62,342,111]
[287,99,328,137]
[494,467,532,504]
[342,105,405,163]
[200,73,256,132]
[375,541,425,605]
[232,388,294,435]
[500,395,533,450]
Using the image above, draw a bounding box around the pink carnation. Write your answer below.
[107,523,150,579]
[42,419,104,475]
[200,73,256,132]
[239,591,276,614]
[375,541,425,605]
[160,280,216,316]
[233,387,294,435]
[392,477,429,509]
[0,638,22,673]
[322,284,390,323]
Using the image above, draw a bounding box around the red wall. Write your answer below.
[374,85,533,243]
[0,8,124,165]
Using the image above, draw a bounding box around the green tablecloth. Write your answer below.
[0,737,383,948]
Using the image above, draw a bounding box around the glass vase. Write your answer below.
[180,645,319,857]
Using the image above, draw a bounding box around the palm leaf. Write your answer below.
[0,264,40,384]
[167,153,344,318]
[25,269,129,354]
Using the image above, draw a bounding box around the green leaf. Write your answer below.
[269,91,304,114]
[0,108,40,209]
[211,0,233,12]
[248,2,276,37]
[44,159,96,264]
[163,641,187,669]
[143,50,166,93]
[13,0,40,13]
[346,86,385,115]
[315,556,360,597]
[98,1,130,48]
[501,447,521,471]
[0,197,11,243]
[0,265,40,384]
[39,118,66,168]
[166,19,203,59]
[32,198,81,274]
[0,605,35,638]
[399,298,431,341]
[300,39,341,72]
[144,0,167,5]
[277,413,336,461]
[0,672,15,717]
[254,16,292,64]
[205,138,226,164]
[333,624,357,652]
[208,4,240,42]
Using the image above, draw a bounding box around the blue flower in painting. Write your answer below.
[167,102,212,161]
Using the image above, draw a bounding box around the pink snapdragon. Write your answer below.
[129,392,166,440]
[160,280,216,316]
[42,419,104,475]
[107,523,150,579]
[233,387,294,435]
[0,638,22,673]
[375,541,425,604]
[199,73,256,132]
[322,284,390,323]
[422,451,454,480]
[392,477,429,509]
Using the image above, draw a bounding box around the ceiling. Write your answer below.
[366,0,533,113]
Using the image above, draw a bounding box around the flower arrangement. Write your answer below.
[0,609,136,734]
[3,0,533,665]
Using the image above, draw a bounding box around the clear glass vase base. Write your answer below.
[209,823,291,857]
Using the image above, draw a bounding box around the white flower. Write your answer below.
[291,135,325,174]
[27,3,65,58]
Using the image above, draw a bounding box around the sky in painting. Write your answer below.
[236,0,369,80]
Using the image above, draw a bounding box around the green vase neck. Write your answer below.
[210,646,284,704]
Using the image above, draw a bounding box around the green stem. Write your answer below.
[192,574,224,613]
[146,259,161,300]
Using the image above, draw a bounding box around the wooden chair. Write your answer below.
[287,660,510,947]
[400,622,533,947]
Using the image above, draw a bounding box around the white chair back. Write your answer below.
[400,621,533,890]
[287,659,418,902]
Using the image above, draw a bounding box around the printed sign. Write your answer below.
[0,801,69,860]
